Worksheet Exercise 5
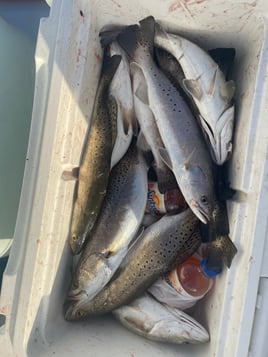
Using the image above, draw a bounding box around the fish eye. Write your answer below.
[76,310,84,318]
[200,195,208,205]
[72,234,78,241]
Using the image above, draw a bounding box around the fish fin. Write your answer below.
[183,148,197,170]
[117,17,155,59]
[207,67,218,96]
[135,81,149,106]
[183,78,203,101]
[159,148,173,170]
[155,21,169,40]
[138,16,155,56]
[208,235,238,268]
[61,166,80,181]
[220,80,235,102]
[130,62,149,106]
[130,62,150,106]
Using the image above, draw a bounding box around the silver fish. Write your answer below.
[131,61,177,193]
[109,41,135,168]
[64,209,201,320]
[154,23,235,165]
[67,139,148,304]
[113,293,209,344]
[117,16,215,224]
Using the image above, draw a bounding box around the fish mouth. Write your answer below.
[65,290,91,317]
[189,200,210,224]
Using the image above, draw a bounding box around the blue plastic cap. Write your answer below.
[201,258,222,278]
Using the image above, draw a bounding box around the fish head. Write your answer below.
[69,231,87,255]
[199,105,234,165]
[64,301,88,321]
[183,166,215,224]
[67,253,112,306]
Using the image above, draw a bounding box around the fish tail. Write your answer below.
[206,235,237,269]
[117,16,155,60]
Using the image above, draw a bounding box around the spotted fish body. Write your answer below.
[117,17,215,224]
[67,140,148,303]
[64,209,201,320]
[131,62,177,193]
[69,53,121,255]
[154,24,235,165]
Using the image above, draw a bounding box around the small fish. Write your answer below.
[113,293,209,344]
[69,52,121,255]
[109,41,135,168]
[131,61,177,193]
[67,139,148,303]
[154,23,235,165]
[117,16,216,224]
[64,209,201,320]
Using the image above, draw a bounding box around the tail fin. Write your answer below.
[117,16,155,60]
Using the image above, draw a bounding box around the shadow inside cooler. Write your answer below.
[0,0,50,306]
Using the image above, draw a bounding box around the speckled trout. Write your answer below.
[69,52,121,255]
[67,139,148,303]
[64,209,201,320]
[117,16,215,224]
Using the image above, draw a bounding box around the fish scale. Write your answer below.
[64,209,201,320]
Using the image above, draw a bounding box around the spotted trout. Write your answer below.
[69,52,121,255]
[117,16,216,224]
[64,209,201,320]
[67,139,148,303]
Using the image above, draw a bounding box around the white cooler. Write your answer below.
[1,0,268,356]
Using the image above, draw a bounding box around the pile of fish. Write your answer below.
[64,16,238,345]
